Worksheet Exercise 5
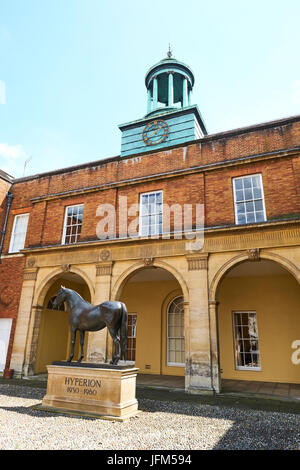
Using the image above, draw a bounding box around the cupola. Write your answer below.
[145,48,195,116]
[119,49,207,157]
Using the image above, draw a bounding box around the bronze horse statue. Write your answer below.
[53,286,128,365]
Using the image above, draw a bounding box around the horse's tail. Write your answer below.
[120,302,128,361]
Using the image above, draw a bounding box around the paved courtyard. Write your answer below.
[0,380,299,450]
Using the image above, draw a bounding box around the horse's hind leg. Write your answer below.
[67,327,76,363]
[78,330,85,363]
[109,328,121,365]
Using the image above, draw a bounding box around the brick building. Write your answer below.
[0,54,299,393]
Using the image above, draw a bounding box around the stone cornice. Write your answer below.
[18,220,300,268]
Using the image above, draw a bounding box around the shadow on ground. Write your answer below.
[1,379,300,449]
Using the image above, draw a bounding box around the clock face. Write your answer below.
[142,120,169,146]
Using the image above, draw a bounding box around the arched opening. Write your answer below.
[216,259,300,385]
[115,265,185,376]
[35,272,91,373]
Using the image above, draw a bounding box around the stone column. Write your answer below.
[185,254,214,394]
[147,88,152,114]
[168,72,174,107]
[10,268,38,377]
[188,88,191,106]
[86,262,113,364]
[182,77,188,107]
[152,76,158,109]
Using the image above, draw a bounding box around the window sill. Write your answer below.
[167,363,185,368]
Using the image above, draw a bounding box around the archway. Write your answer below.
[216,258,300,385]
[34,272,91,373]
[114,265,185,376]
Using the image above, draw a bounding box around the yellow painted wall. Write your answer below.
[121,280,185,376]
[35,279,90,373]
[218,273,300,383]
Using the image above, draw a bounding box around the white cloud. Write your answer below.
[0,143,30,178]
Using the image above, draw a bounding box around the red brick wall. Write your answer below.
[0,118,299,251]
[0,177,11,207]
[0,256,25,370]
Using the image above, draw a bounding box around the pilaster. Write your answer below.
[23,305,43,376]
[208,300,221,393]
[86,262,114,364]
[10,268,38,377]
[185,254,214,393]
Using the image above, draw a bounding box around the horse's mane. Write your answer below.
[64,287,89,303]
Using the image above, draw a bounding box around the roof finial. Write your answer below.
[167,44,172,58]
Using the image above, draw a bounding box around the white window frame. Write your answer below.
[127,313,137,364]
[232,174,267,225]
[9,213,29,253]
[0,318,13,371]
[232,310,261,371]
[139,190,163,237]
[167,295,185,367]
[61,204,84,245]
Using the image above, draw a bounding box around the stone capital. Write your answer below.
[96,262,114,277]
[186,253,208,271]
[23,268,38,281]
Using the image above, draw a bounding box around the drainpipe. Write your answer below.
[0,191,14,264]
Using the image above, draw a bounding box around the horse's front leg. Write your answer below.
[67,327,76,363]
[78,330,85,363]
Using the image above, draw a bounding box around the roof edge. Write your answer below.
[12,113,300,184]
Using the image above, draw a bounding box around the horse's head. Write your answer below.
[52,286,68,309]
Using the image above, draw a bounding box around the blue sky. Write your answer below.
[0,0,299,178]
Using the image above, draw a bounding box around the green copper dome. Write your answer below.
[145,56,195,88]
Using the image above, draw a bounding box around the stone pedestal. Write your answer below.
[39,363,139,421]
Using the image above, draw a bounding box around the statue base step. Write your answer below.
[40,364,139,420]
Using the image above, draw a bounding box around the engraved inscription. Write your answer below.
[64,376,101,397]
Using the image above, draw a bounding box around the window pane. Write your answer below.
[245,201,254,212]
[10,214,29,253]
[233,312,260,369]
[140,192,163,236]
[253,187,262,199]
[243,177,252,188]
[237,203,245,214]
[156,192,162,203]
[252,175,261,187]
[234,179,243,190]
[167,296,184,365]
[255,211,265,222]
[237,214,246,224]
[233,175,265,225]
[244,188,253,200]
[246,212,255,223]
[127,314,137,361]
[63,205,83,244]
[254,200,263,211]
[235,189,244,202]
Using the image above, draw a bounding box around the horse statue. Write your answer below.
[52,286,128,365]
